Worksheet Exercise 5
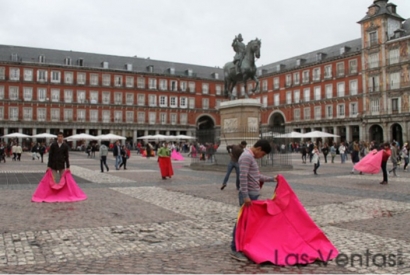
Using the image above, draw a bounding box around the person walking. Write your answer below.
[31,143,40,160]
[11,143,17,161]
[312,145,320,175]
[47,132,70,183]
[113,140,122,170]
[99,143,109,172]
[0,143,5,163]
[119,145,129,170]
[230,139,277,262]
[301,143,307,164]
[220,141,247,191]
[16,143,22,161]
[401,142,409,171]
[157,142,173,179]
[322,143,329,163]
[380,143,391,185]
[388,142,398,177]
[39,142,46,163]
[338,142,346,164]
[350,141,360,174]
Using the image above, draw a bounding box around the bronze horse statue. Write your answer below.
[223,38,261,100]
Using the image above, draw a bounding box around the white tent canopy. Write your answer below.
[174,134,196,140]
[32,133,57,138]
[302,131,339,138]
[1,133,31,138]
[274,131,305,138]
[96,133,126,140]
[66,133,98,141]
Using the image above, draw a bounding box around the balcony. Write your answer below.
[368,85,382,93]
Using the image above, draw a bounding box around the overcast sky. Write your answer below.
[1,0,410,68]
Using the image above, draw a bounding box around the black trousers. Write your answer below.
[100,156,109,172]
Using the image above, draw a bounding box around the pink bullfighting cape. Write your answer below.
[354,149,383,174]
[32,169,87,203]
[171,150,184,161]
[235,175,338,265]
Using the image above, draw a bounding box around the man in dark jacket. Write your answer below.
[47,132,70,182]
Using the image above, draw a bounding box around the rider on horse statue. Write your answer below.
[232,33,246,76]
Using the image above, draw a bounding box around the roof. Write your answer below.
[358,0,405,23]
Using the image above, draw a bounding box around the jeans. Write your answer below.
[115,155,122,169]
[231,192,260,252]
[341,153,346,163]
[222,161,239,189]
[100,156,109,172]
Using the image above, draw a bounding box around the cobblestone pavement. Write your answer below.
[0,151,409,274]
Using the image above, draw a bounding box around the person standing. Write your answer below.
[388,141,398,177]
[322,143,329,163]
[119,145,129,170]
[47,132,70,183]
[230,139,277,262]
[16,143,22,161]
[39,142,46,163]
[157,143,173,179]
[113,140,122,170]
[401,142,409,171]
[380,143,391,185]
[308,141,314,163]
[312,145,320,175]
[220,141,247,191]
[0,143,5,163]
[350,141,360,174]
[99,143,109,172]
[330,143,337,163]
[338,142,346,164]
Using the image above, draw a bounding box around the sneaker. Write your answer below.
[230,251,249,262]
[220,184,227,190]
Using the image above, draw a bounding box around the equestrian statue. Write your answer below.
[223,33,261,100]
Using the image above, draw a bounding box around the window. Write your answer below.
[38,55,45,63]
[90,91,98,104]
[303,107,310,120]
[10,68,20,81]
[159,95,168,107]
[391,98,399,113]
[114,75,122,87]
[369,53,379,69]
[137,112,145,123]
[180,113,187,125]
[170,113,177,125]
[302,70,309,84]
[389,48,399,65]
[23,107,32,121]
[64,57,72,66]
[202,98,209,109]
[0,86,4,99]
[325,84,333,99]
[64,90,73,103]
[215,99,221,109]
[23,87,33,101]
[314,86,321,100]
[51,89,60,102]
[102,74,110,86]
[303,88,310,102]
[37,88,46,101]
[274,94,279,106]
[337,104,345,117]
[51,71,61,83]
[188,82,195,93]
[273,77,280,89]
[77,72,86,85]
[314,106,321,120]
[188,97,195,109]
[102,61,109,69]
[313,68,320,81]
[9,86,18,100]
[0,107,3,120]
[9,107,18,121]
[389,72,400,90]
[137,94,145,106]
[350,102,358,117]
[294,109,300,121]
[149,78,157,89]
[180,97,187,108]
[337,82,345,97]
[294,90,300,103]
[202,83,209,94]
[369,31,378,46]
[349,80,358,95]
[51,108,60,122]
[126,93,133,105]
[103,110,111,123]
[90,110,98,122]
[64,109,73,122]
[180,81,187,92]
[114,111,122,122]
[126,111,134,123]
[149,112,156,124]
[324,65,332,79]
[285,74,292,87]
[37,70,47,82]
[102,92,110,104]
[159,79,167,90]
[149,95,157,106]
[37,108,46,121]
[349,60,358,74]
[215,85,222,95]
[0,67,5,80]
[90,74,99,86]
[262,80,268,91]
[137,77,145,89]
[336,63,345,76]
[64,72,73,84]
[114,92,122,104]
[160,113,167,124]
[24,69,33,81]
[77,109,85,122]
[368,75,380,92]
[169,80,177,91]
[77,90,85,103]
[286,91,292,104]
[293,72,300,85]
[126,76,134,88]
[170,96,177,108]
[326,105,333,118]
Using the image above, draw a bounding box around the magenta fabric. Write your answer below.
[235,175,338,265]
[171,150,184,161]
[354,149,383,174]
[32,170,87,203]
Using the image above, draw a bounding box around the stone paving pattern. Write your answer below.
[0,151,409,273]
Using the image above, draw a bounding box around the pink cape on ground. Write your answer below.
[354,150,383,174]
[171,150,184,161]
[235,175,338,265]
[31,170,87,203]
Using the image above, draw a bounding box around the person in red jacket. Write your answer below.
[380,142,391,185]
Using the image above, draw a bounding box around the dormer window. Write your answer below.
[186,69,193,76]
[77,58,84,67]
[11,53,18,62]
[276,64,284,71]
[39,55,45,63]
[316,53,325,62]
[340,47,350,55]
[102,61,109,69]
[64,57,72,66]
[168,68,175,75]
[147,65,154,73]
[125,64,132,71]
[212,72,219,79]
[296,59,305,67]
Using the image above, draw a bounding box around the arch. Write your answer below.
[266,111,286,133]
[369,124,383,144]
[390,123,403,146]
[195,115,215,130]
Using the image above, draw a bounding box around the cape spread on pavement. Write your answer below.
[235,175,338,265]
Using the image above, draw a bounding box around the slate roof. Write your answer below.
[358,0,405,23]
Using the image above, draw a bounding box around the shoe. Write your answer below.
[107,168,109,172]
[162,177,166,180]
[350,172,354,174]
[124,168,127,170]
[380,181,387,185]
[230,251,249,262]
[101,171,104,173]
[359,172,363,175]
[220,184,227,190]
[388,170,391,174]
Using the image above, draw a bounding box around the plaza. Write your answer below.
[0,151,409,274]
